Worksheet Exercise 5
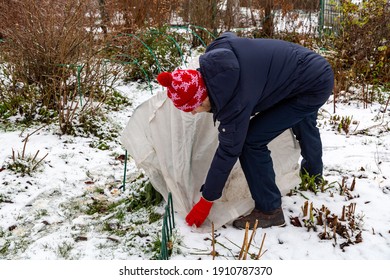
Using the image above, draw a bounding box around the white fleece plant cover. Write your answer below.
[121,91,301,232]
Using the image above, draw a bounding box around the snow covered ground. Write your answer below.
[0,68,389,264]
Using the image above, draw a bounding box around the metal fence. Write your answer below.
[159,192,175,260]
[319,0,342,36]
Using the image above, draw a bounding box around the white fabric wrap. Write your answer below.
[120,91,301,232]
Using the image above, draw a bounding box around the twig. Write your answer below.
[349,118,360,133]
[212,222,216,260]
[243,219,258,260]
[238,222,249,260]
[31,150,40,162]
[352,121,389,136]
[32,153,49,171]
[213,240,236,259]
[22,124,47,142]
[22,133,29,159]
[188,252,229,259]
[255,232,267,260]
[106,236,120,243]
[224,236,242,250]
[383,95,390,112]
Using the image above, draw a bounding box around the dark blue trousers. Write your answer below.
[239,96,328,212]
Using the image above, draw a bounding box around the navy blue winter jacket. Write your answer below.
[198,32,333,201]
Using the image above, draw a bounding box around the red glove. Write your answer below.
[185,197,213,227]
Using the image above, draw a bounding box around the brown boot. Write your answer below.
[233,207,286,229]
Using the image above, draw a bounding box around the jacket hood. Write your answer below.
[205,32,237,52]
[199,48,240,117]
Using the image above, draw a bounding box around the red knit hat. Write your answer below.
[157,69,208,112]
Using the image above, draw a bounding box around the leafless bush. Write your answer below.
[0,0,123,133]
[98,0,180,34]
[0,0,96,97]
[322,0,390,99]
[1,0,388,128]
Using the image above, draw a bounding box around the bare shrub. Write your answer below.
[1,0,388,129]
[108,27,188,83]
[322,0,390,98]
[0,0,123,133]
[0,0,95,97]
[99,0,179,33]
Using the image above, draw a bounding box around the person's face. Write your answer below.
[191,96,211,115]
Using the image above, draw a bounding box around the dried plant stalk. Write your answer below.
[22,133,30,159]
[317,211,323,226]
[32,153,49,171]
[324,218,327,235]
[350,177,356,191]
[255,233,267,260]
[341,205,346,221]
[243,219,258,260]
[211,222,216,260]
[302,201,309,217]
[31,150,40,162]
[238,222,250,260]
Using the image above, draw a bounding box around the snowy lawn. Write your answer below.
[0,82,389,260]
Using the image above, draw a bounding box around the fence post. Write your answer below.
[168,192,175,228]
[319,0,325,38]
[119,149,128,191]
[160,215,168,259]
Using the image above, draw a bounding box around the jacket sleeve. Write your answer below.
[199,41,250,201]
[201,107,251,201]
